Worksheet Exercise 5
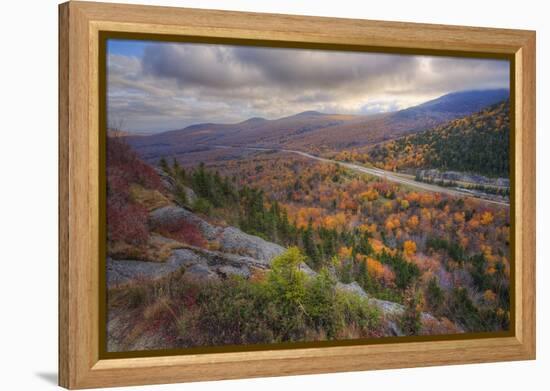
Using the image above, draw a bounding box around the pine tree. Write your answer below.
[159,157,170,174]
[172,158,185,181]
[172,158,181,174]
[302,219,319,269]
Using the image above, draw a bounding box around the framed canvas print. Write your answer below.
[59,1,536,389]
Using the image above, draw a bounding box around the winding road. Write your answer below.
[210,145,510,207]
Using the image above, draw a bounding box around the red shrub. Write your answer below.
[155,218,207,248]
[107,167,130,201]
[107,136,163,191]
[105,136,165,245]
[107,200,149,245]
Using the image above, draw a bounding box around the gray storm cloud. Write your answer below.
[141,43,419,91]
[107,41,509,133]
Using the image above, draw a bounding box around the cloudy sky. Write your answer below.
[107,39,510,134]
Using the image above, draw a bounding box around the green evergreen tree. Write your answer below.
[302,219,319,269]
[159,157,170,174]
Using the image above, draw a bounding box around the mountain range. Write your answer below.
[125,88,509,161]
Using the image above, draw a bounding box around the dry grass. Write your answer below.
[108,234,185,262]
[249,267,268,283]
[129,184,171,211]
[107,264,383,351]
[421,316,462,335]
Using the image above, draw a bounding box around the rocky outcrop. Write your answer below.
[219,226,285,262]
[149,205,285,261]
[107,248,202,286]
[156,168,176,192]
[107,244,275,287]
[334,280,447,336]
[155,168,198,206]
[181,186,198,205]
[113,205,286,286]
[336,281,367,298]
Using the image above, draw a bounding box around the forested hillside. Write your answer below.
[362,101,510,177]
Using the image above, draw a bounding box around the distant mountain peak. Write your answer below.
[239,117,267,124]
[392,88,509,121]
[182,122,216,131]
[416,89,509,112]
[296,110,325,116]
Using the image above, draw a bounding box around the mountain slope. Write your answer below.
[286,89,510,151]
[366,100,510,177]
[398,89,510,117]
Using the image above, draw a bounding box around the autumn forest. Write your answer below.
[105,40,511,352]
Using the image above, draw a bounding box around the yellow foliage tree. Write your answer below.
[453,211,465,224]
[406,215,419,230]
[360,188,379,202]
[338,246,353,260]
[483,290,497,302]
[366,257,395,285]
[480,211,494,225]
[385,215,401,231]
[403,240,417,256]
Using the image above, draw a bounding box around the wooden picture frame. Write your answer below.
[59,1,536,389]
